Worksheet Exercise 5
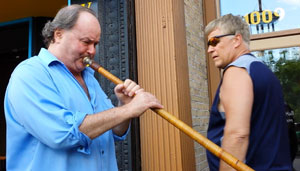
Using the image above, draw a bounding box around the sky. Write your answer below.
[220,0,300,33]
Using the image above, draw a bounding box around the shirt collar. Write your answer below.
[38,48,61,66]
[38,48,95,74]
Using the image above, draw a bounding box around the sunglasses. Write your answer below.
[207,34,235,47]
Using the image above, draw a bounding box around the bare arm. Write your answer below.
[219,67,253,171]
[79,79,163,139]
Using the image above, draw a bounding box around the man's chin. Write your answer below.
[77,61,87,71]
[214,61,226,69]
[80,64,87,70]
[214,62,221,68]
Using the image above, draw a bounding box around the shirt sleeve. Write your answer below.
[5,62,92,153]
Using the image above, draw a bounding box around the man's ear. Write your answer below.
[53,29,63,43]
[233,34,243,48]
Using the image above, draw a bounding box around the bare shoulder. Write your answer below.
[220,66,254,123]
[222,66,252,87]
[220,66,253,103]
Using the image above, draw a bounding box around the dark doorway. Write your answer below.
[0,17,50,170]
[0,20,29,170]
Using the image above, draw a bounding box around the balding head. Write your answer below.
[42,5,98,48]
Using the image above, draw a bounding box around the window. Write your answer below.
[220,0,300,34]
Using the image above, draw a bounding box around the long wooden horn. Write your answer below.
[83,57,254,171]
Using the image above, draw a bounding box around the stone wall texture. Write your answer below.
[183,0,210,170]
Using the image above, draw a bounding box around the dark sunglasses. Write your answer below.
[207,34,235,47]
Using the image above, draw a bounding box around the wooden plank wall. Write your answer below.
[135,0,195,170]
[203,0,221,106]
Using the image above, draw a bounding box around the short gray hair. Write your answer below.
[42,4,96,48]
[205,14,250,45]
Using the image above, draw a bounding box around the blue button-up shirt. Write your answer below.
[4,48,129,171]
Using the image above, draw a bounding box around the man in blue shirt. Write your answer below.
[205,14,292,170]
[4,5,163,171]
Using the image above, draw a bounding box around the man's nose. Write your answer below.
[87,44,96,55]
[207,45,214,53]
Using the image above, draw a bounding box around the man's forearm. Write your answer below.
[79,105,132,139]
[112,119,131,136]
[219,133,249,170]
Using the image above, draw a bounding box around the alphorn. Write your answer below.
[83,57,254,171]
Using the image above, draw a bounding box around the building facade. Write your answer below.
[1,0,299,170]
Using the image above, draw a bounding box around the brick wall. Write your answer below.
[183,0,210,170]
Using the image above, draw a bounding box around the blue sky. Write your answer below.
[220,0,300,33]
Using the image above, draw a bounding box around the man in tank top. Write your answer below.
[205,14,292,171]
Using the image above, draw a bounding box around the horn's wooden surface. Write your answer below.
[83,57,254,171]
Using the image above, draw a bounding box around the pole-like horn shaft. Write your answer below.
[83,57,254,171]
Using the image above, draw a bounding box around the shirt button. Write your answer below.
[101,150,104,154]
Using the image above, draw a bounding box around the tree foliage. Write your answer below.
[261,48,300,123]
[273,57,300,122]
